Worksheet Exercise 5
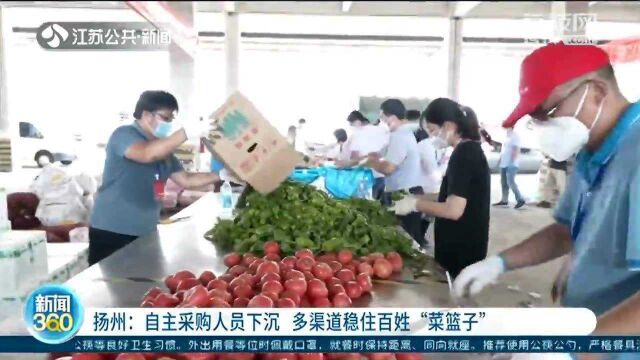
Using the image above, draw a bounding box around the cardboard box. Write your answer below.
[209,92,301,194]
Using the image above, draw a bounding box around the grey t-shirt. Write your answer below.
[384,123,423,192]
[90,123,183,236]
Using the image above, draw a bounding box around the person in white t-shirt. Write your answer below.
[336,110,389,200]
[324,129,349,161]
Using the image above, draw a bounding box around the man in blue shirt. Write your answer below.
[89,91,220,265]
[365,99,426,248]
[453,43,640,357]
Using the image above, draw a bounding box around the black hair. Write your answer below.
[406,109,421,121]
[454,106,481,141]
[414,128,429,142]
[334,128,348,143]
[423,98,480,141]
[380,99,406,119]
[422,98,462,127]
[298,118,306,124]
[288,125,296,132]
[347,110,369,124]
[133,90,179,120]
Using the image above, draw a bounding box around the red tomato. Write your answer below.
[153,293,180,307]
[208,289,233,303]
[174,270,196,279]
[228,265,248,277]
[264,253,281,262]
[296,257,315,272]
[257,261,280,277]
[312,263,333,281]
[198,270,217,285]
[298,354,324,360]
[115,354,146,360]
[307,279,329,299]
[339,353,362,360]
[369,253,385,261]
[248,294,274,308]
[328,284,346,297]
[356,273,373,293]
[71,354,104,360]
[175,291,185,302]
[143,287,162,301]
[210,297,230,308]
[336,269,356,283]
[300,296,311,308]
[207,279,228,291]
[367,353,392,360]
[233,284,254,299]
[357,263,374,277]
[337,250,353,265]
[325,277,342,288]
[394,354,422,360]
[140,300,154,307]
[261,291,280,303]
[182,286,211,307]
[277,297,297,308]
[179,353,216,360]
[344,281,363,299]
[316,253,336,263]
[164,275,180,293]
[285,269,305,281]
[359,256,371,264]
[219,353,255,360]
[386,252,404,273]
[242,253,258,267]
[218,273,235,283]
[329,261,342,274]
[312,297,332,308]
[229,277,249,291]
[232,297,250,308]
[262,280,284,295]
[280,290,301,305]
[332,293,352,308]
[373,259,393,279]
[280,256,297,272]
[176,278,201,292]
[295,249,315,259]
[248,258,265,274]
[224,252,242,267]
[303,271,316,282]
[284,278,307,296]
[263,241,281,255]
[264,353,296,360]
[260,272,281,286]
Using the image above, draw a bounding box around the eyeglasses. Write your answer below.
[530,81,589,121]
[153,111,175,122]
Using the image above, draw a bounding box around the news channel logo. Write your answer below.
[24,284,84,344]
[522,13,597,45]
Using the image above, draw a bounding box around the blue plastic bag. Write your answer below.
[323,167,374,199]
[289,168,323,184]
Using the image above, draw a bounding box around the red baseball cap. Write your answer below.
[502,42,610,128]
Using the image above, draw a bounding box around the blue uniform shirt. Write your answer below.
[555,102,640,322]
[384,123,423,192]
[90,122,183,236]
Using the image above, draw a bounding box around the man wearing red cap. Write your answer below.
[453,42,640,346]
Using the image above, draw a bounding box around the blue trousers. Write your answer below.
[501,166,524,203]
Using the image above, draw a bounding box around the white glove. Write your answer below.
[390,195,418,215]
[452,255,506,298]
[182,121,211,141]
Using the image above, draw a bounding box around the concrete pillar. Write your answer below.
[446,18,463,102]
[0,7,8,137]
[225,12,240,96]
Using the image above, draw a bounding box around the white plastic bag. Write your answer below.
[69,226,89,243]
[30,165,88,226]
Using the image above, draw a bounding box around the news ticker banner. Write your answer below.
[7,284,640,353]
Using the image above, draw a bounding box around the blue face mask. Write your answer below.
[153,120,173,138]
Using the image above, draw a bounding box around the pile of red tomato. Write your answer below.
[66,242,418,360]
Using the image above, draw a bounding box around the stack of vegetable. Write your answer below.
[206,182,412,257]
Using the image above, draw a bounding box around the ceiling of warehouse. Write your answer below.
[2,1,640,22]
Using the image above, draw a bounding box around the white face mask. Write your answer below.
[537,84,605,162]
[429,129,448,149]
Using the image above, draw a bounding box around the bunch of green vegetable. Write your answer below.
[205,181,414,257]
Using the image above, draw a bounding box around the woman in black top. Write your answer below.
[391,98,491,277]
